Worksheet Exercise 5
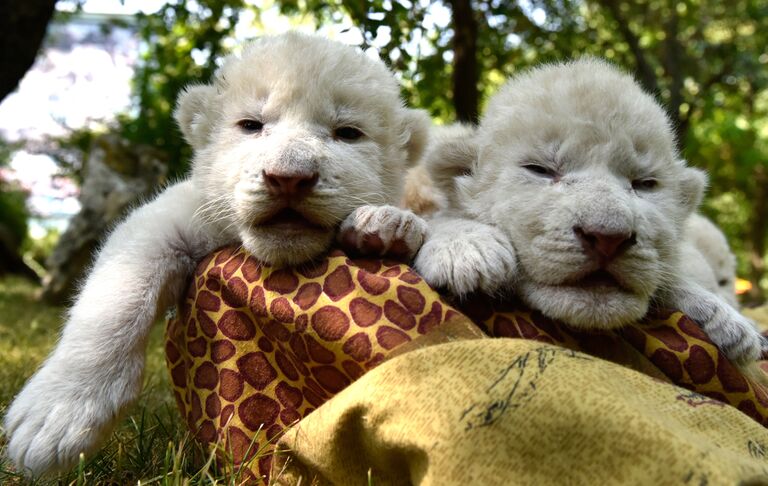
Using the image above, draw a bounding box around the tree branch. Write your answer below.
[598,0,659,96]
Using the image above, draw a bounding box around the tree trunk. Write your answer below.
[0,0,57,102]
[661,11,687,151]
[447,0,479,123]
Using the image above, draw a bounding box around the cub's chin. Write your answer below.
[518,276,651,331]
[240,208,335,266]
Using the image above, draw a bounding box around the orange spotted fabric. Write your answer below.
[166,246,768,484]
[165,245,463,483]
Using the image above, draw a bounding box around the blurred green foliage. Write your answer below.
[0,141,28,251]
[21,227,59,268]
[0,187,29,250]
[119,0,246,178]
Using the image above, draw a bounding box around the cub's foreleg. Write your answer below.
[413,216,518,297]
[4,181,228,476]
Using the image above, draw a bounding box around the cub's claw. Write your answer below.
[339,205,427,259]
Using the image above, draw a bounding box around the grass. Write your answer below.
[0,276,251,485]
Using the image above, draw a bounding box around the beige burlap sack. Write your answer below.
[273,339,768,485]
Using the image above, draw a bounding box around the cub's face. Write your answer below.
[176,33,427,265]
[455,60,705,328]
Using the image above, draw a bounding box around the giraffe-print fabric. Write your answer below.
[166,246,768,483]
[165,245,462,483]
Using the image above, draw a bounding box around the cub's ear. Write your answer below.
[174,84,218,151]
[423,124,479,209]
[678,165,708,214]
[399,108,431,166]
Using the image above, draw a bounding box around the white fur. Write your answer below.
[414,59,764,362]
[414,216,516,296]
[4,32,429,476]
[682,213,739,307]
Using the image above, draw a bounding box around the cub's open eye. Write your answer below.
[334,126,365,141]
[522,163,557,178]
[632,178,658,191]
[718,279,729,287]
[237,119,264,133]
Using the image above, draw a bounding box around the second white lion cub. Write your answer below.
[414,58,764,362]
[5,32,429,476]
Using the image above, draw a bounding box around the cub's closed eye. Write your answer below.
[522,164,557,178]
[237,119,264,133]
[334,126,365,141]
[632,178,658,191]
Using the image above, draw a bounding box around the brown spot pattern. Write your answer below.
[218,310,256,340]
[323,265,354,301]
[645,325,689,352]
[241,256,262,282]
[376,326,411,350]
[342,332,372,362]
[211,340,236,363]
[651,349,684,381]
[206,393,221,418]
[311,306,350,341]
[263,269,299,294]
[219,369,244,402]
[684,345,715,384]
[357,270,390,295]
[383,300,416,330]
[188,337,207,358]
[275,382,303,409]
[312,365,351,393]
[223,253,245,279]
[239,394,280,431]
[222,277,248,308]
[194,362,218,390]
[294,283,322,310]
[237,352,278,390]
[197,312,218,338]
[349,298,381,327]
[397,286,425,314]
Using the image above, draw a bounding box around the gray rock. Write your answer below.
[41,134,167,304]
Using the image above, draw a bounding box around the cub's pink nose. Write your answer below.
[574,226,636,261]
[263,171,319,198]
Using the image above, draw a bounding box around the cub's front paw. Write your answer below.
[4,365,132,476]
[339,205,427,259]
[702,307,764,363]
[413,223,517,297]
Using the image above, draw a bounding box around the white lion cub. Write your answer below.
[414,58,764,362]
[5,32,429,476]
[681,213,739,307]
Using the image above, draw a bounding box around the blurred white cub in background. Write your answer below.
[681,213,739,307]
